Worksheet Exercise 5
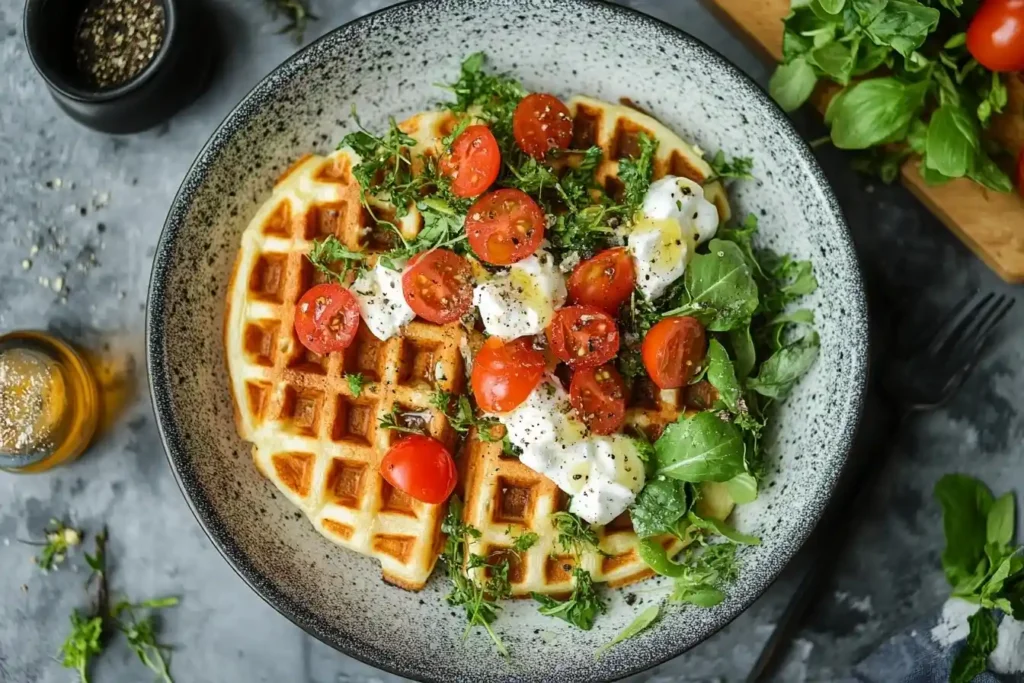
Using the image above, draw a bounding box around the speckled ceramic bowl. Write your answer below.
[147,1,868,680]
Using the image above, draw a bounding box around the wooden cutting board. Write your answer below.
[703,0,1024,283]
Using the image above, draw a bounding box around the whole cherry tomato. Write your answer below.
[379,435,457,505]
[967,0,1024,72]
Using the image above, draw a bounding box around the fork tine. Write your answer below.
[903,290,975,354]
[927,292,995,360]
[944,296,1015,372]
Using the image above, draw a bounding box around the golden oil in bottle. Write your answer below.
[0,331,100,473]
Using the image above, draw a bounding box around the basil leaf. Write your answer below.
[949,610,999,683]
[828,77,928,149]
[706,340,742,414]
[987,492,1016,547]
[850,0,888,24]
[747,332,820,400]
[864,1,940,57]
[818,0,847,13]
[594,605,660,659]
[770,57,818,113]
[925,105,978,178]
[935,474,995,589]
[919,161,954,186]
[728,327,757,380]
[629,478,692,539]
[684,239,759,332]
[853,39,891,75]
[808,40,857,85]
[725,473,759,504]
[688,511,761,546]
[968,152,1014,193]
[654,412,746,483]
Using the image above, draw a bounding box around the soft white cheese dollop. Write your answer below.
[629,176,720,300]
[351,260,415,341]
[472,251,567,339]
[496,380,645,526]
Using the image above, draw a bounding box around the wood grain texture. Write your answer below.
[704,0,1024,282]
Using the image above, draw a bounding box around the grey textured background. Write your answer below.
[0,1,1022,682]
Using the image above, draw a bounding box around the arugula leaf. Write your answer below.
[618,133,658,217]
[705,340,743,414]
[728,326,757,381]
[629,477,692,539]
[675,239,759,332]
[935,474,995,589]
[654,412,746,483]
[533,568,607,630]
[747,332,820,400]
[949,609,999,683]
[594,605,660,659]
[770,57,819,112]
[828,77,929,149]
[344,373,365,397]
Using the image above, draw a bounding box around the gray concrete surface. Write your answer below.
[1,0,1022,681]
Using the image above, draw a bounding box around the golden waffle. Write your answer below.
[225,111,468,590]
[567,95,733,223]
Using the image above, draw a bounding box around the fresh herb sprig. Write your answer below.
[617,133,658,216]
[264,0,316,41]
[441,497,509,656]
[935,475,1023,683]
[551,512,608,558]
[344,373,366,397]
[377,405,429,436]
[532,567,607,630]
[111,599,180,683]
[339,112,421,216]
[506,527,540,555]
[430,390,502,442]
[770,0,1014,191]
[307,236,365,282]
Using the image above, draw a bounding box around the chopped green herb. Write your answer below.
[617,133,658,217]
[441,496,508,657]
[307,236,365,283]
[430,390,501,442]
[59,611,104,683]
[708,150,754,181]
[532,568,607,630]
[339,110,421,216]
[377,405,428,436]
[507,527,540,554]
[344,373,366,397]
[552,512,607,558]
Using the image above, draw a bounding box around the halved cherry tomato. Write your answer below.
[471,336,546,413]
[379,434,457,505]
[513,93,574,160]
[570,364,627,435]
[402,249,474,324]
[1017,148,1024,195]
[567,248,637,314]
[293,283,361,355]
[967,0,1024,72]
[547,305,620,369]
[642,317,707,390]
[439,125,501,198]
[466,189,546,265]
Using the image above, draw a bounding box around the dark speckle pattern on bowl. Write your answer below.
[146,1,868,681]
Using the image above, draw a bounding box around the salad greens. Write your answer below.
[770,0,1014,190]
[934,475,1023,683]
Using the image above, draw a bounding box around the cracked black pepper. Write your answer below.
[73,0,165,89]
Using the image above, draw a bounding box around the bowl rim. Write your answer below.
[146,1,869,680]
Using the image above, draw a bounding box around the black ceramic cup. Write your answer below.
[23,0,215,134]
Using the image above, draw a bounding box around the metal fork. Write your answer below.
[747,292,1015,683]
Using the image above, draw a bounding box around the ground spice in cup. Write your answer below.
[73,0,166,89]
